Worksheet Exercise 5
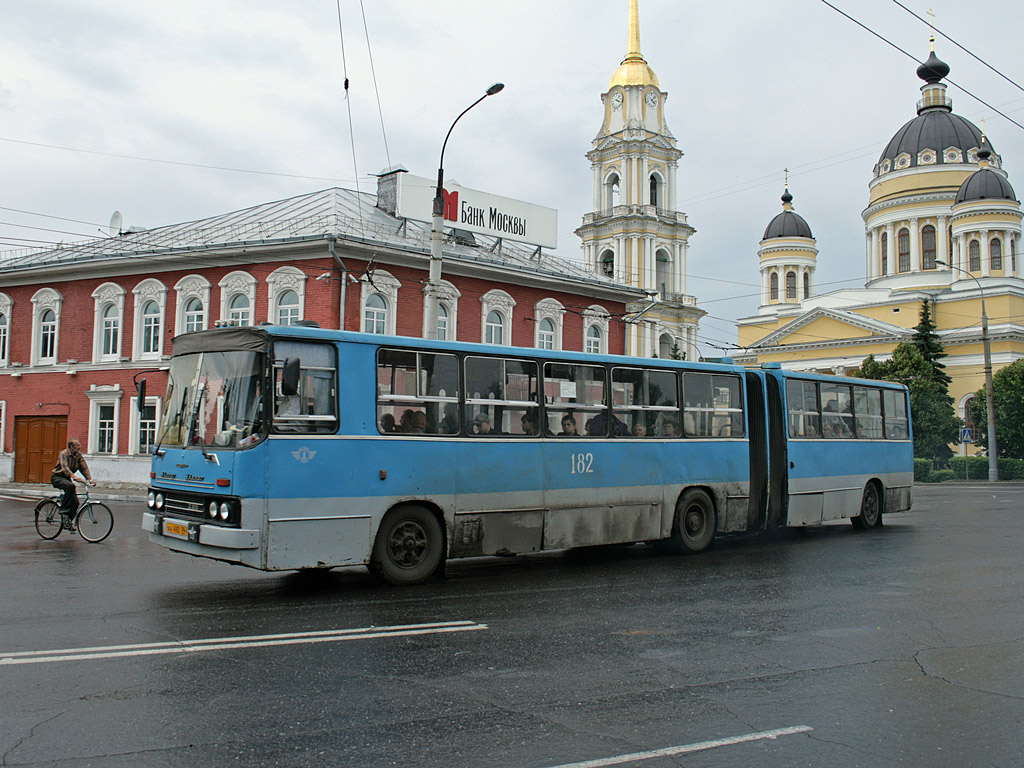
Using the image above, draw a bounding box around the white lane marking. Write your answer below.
[1,620,487,665]
[543,726,814,768]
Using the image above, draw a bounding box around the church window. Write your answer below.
[769,273,778,301]
[991,239,1002,270]
[786,272,797,299]
[969,240,981,271]
[803,272,810,299]
[604,173,620,211]
[881,232,888,274]
[649,175,663,208]
[656,249,671,295]
[922,225,936,270]
[897,228,910,272]
[600,250,615,278]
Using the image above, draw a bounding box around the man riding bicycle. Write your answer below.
[51,438,97,515]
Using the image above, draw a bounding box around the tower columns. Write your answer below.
[910,217,921,272]
[937,215,949,270]
[981,229,991,276]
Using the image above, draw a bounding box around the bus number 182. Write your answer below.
[571,453,594,474]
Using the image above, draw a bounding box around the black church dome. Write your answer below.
[763,190,813,240]
[954,167,1017,204]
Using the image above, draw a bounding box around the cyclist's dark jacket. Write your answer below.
[53,449,90,479]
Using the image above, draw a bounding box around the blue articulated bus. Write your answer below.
[140,325,913,585]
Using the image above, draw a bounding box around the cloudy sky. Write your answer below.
[2,0,1022,355]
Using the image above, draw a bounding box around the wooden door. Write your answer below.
[13,416,67,483]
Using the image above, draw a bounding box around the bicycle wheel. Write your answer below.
[34,500,63,540]
[77,503,114,543]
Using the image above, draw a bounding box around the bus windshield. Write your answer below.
[159,350,264,449]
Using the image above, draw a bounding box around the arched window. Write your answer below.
[183,297,204,333]
[991,238,1003,270]
[969,240,981,271]
[585,324,602,354]
[803,272,811,299]
[898,228,910,272]
[537,318,555,350]
[605,173,620,211]
[140,300,161,355]
[600,250,615,278]
[656,249,671,295]
[437,303,449,341]
[276,290,299,325]
[39,309,57,362]
[786,271,797,299]
[0,312,7,365]
[228,294,251,326]
[922,225,936,270]
[881,231,888,274]
[485,310,505,345]
[649,175,659,207]
[101,304,120,357]
[769,273,779,301]
[363,293,387,334]
[659,334,674,359]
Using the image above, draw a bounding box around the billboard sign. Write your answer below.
[394,174,558,249]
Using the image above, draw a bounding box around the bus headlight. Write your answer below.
[147,491,155,509]
[155,493,165,510]
[208,501,218,518]
[219,502,231,520]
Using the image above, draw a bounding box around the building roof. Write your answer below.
[0,186,635,294]
[763,190,813,240]
[954,166,1017,204]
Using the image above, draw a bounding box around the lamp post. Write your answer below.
[936,260,998,481]
[424,82,505,340]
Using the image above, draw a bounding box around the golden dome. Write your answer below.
[609,0,659,89]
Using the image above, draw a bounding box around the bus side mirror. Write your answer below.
[136,379,147,413]
[281,358,300,396]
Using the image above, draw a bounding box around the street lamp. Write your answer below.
[424,82,505,340]
[936,260,998,481]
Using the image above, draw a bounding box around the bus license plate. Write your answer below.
[164,521,189,539]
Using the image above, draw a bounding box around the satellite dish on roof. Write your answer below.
[109,210,124,236]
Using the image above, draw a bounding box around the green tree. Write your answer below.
[670,341,685,361]
[969,359,1024,459]
[911,299,952,389]
[852,343,960,460]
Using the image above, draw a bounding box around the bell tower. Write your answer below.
[576,0,703,359]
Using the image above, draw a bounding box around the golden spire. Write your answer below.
[927,8,936,51]
[609,0,659,89]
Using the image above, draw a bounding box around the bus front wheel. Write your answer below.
[370,505,444,586]
[672,489,716,554]
[852,482,882,529]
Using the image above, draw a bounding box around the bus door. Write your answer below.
[744,371,768,529]
[765,373,788,527]
[782,377,826,525]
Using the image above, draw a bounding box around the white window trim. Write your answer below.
[0,292,11,368]
[132,279,168,361]
[359,270,401,335]
[218,271,258,326]
[534,298,565,350]
[266,266,307,325]
[128,395,162,455]
[0,400,6,453]
[86,384,123,455]
[174,275,211,335]
[91,282,126,363]
[480,289,516,345]
[583,305,610,355]
[421,280,460,340]
[31,287,62,367]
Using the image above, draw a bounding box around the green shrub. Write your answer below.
[948,456,989,480]
[914,458,931,482]
[998,458,1024,480]
[930,469,956,483]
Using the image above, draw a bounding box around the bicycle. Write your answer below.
[34,488,114,543]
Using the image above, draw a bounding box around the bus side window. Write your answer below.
[272,341,338,434]
[785,379,820,438]
[465,356,539,437]
[883,389,909,439]
[377,349,459,435]
[544,362,606,438]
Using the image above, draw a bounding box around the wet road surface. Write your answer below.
[1,484,1022,767]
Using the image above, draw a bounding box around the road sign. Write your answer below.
[961,427,973,443]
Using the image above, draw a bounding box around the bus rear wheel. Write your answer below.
[672,489,716,554]
[852,482,882,529]
[370,505,443,586]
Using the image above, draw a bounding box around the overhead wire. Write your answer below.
[335,0,364,231]
[359,0,392,172]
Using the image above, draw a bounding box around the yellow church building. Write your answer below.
[737,47,1024,455]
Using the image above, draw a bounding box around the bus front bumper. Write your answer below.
[142,512,260,550]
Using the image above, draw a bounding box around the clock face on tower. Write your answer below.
[645,91,658,109]
[610,92,623,111]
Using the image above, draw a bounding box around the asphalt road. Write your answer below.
[1,484,1022,768]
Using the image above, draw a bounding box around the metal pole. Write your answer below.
[424,83,504,340]
[937,260,998,481]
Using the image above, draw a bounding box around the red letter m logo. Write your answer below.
[442,189,458,222]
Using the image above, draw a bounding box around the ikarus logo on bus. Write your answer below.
[291,447,317,464]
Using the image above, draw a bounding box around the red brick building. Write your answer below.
[0,172,641,485]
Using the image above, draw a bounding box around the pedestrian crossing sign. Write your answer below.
[961,427,973,443]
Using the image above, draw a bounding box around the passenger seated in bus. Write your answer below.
[804,423,817,437]
[380,413,397,433]
[472,414,495,435]
[587,410,629,436]
[632,423,647,437]
[409,411,427,433]
[558,416,578,436]
[520,411,539,435]
[661,421,678,437]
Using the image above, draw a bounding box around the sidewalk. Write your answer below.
[0,482,146,504]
